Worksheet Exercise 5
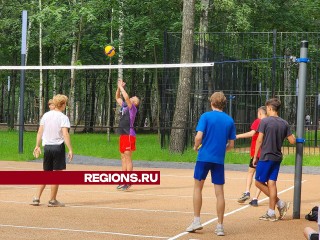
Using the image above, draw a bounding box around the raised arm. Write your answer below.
[118,79,132,109]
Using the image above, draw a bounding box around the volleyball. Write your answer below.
[104,45,116,57]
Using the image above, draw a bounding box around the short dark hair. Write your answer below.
[210,92,226,110]
[265,98,281,112]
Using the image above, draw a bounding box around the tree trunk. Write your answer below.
[169,0,195,153]
[39,0,44,117]
[193,0,210,131]
[114,0,125,131]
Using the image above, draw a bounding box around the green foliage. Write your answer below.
[1,131,319,167]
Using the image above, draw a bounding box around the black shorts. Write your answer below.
[43,143,66,171]
[249,158,256,169]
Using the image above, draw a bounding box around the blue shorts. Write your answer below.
[194,161,225,185]
[255,160,281,182]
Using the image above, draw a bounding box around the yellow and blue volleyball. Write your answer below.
[104,45,115,57]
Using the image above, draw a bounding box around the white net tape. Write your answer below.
[0,62,214,70]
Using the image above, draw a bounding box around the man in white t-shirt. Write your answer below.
[31,94,73,207]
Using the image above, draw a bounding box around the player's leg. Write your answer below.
[123,150,133,171]
[211,163,225,236]
[238,158,254,203]
[186,161,208,232]
[48,143,66,207]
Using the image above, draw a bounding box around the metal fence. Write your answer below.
[161,31,320,153]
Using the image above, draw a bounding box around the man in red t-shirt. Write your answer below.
[236,106,267,206]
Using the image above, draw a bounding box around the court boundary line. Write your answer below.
[0,200,215,215]
[168,180,307,240]
[0,224,170,239]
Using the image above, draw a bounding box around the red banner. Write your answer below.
[0,171,160,185]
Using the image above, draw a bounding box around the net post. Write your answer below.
[19,10,27,154]
[293,40,309,219]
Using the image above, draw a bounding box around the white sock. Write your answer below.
[268,209,275,216]
[217,223,223,228]
[194,217,201,223]
[277,199,285,208]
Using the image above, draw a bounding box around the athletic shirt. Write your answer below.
[196,110,236,164]
[258,116,292,162]
[250,118,261,158]
[40,110,70,146]
[118,102,137,136]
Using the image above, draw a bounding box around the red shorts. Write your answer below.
[119,135,136,153]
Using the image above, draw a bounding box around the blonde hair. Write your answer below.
[53,94,68,110]
[48,99,54,105]
[210,91,226,110]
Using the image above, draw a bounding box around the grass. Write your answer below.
[1,131,319,166]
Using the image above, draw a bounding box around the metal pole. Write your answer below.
[293,40,309,219]
[19,10,27,154]
[272,29,277,97]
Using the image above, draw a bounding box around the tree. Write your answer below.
[169,0,195,153]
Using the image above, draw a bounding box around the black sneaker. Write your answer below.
[249,199,258,207]
[237,192,250,203]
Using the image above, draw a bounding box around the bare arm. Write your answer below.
[226,139,235,151]
[287,134,296,144]
[115,87,123,106]
[236,130,256,139]
[193,131,203,151]
[62,127,73,162]
[253,132,264,166]
[118,79,132,109]
[33,125,44,157]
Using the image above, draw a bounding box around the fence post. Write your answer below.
[272,29,277,97]
[293,40,309,219]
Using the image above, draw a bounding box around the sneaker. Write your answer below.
[30,197,40,206]
[259,212,277,222]
[186,221,203,232]
[48,200,65,207]
[215,225,225,236]
[249,199,258,207]
[277,201,290,220]
[237,192,250,203]
[116,185,124,190]
[121,184,132,191]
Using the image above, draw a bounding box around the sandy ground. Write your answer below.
[0,160,319,240]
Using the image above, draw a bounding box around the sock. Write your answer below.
[277,199,285,208]
[217,223,223,229]
[194,217,200,223]
[252,198,258,200]
[268,209,275,216]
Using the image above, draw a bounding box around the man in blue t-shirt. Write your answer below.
[186,92,236,236]
[253,98,296,222]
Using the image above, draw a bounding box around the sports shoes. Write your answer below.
[121,184,132,191]
[215,224,225,236]
[186,221,203,232]
[48,200,65,207]
[259,212,277,222]
[30,197,40,206]
[237,192,250,203]
[116,185,124,190]
[249,199,258,207]
[277,201,290,220]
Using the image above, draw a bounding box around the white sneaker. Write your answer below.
[215,225,225,236]
[186,221,203,232]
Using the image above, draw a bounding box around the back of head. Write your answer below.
[53,94,68,110]
[265,98,281,112]
[210,91,226,110]
[258,106,267,115]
